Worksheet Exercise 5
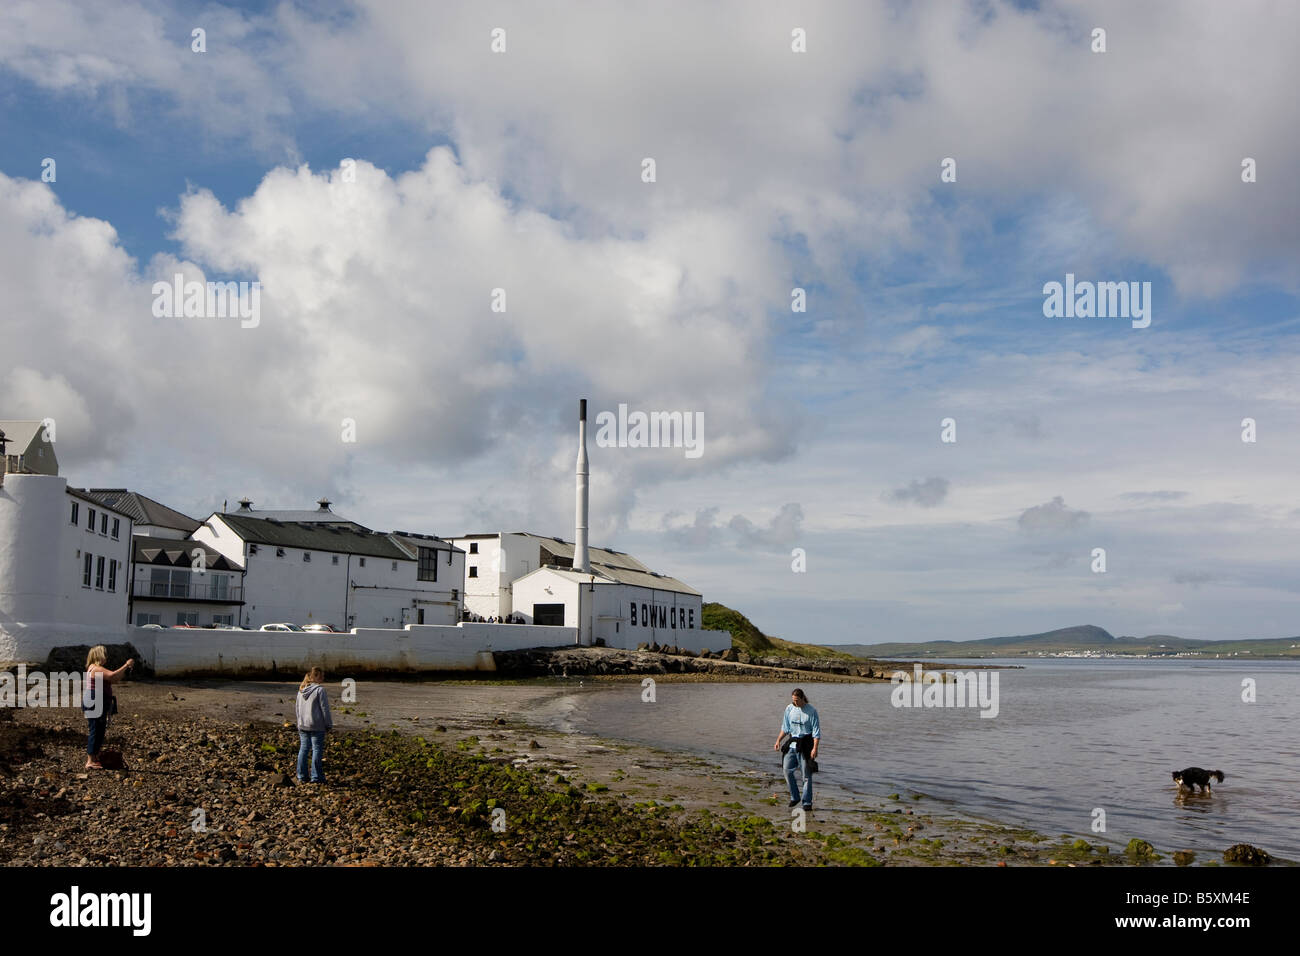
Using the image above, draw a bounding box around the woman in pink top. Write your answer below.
[83,645,134,769]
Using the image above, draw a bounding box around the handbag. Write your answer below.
[778,731,792,755]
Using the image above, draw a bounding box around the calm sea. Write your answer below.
[523,658,1300,860]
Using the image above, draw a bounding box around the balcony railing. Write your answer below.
[133,580,244,603]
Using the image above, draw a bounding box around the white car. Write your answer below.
[259,622,304,632]
[302,624,340,633]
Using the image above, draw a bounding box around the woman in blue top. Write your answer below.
[774,688,820,811]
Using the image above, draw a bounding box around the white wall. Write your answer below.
[454,535,505,618]
[135,524,191,540]
[137,622,575,676]
[512,569,725,652]
[454,533,551,618]
[0,475,132,664]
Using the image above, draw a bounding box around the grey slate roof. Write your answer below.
[389,532,464,557]
[66,488,135,518]
[506,532,700,595]
[250,510,371,530]
[82,489,201,533]
[216,513,410,560]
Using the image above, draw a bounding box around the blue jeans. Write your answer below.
[86,715,108,756]
[784,744,813,807]
[297,730,326,782]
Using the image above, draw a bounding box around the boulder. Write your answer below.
[1223,843,1271,866]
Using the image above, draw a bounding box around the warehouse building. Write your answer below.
[192,501,464,629]
[450,401,729,653]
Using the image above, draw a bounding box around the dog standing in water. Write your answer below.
[1172,767,1225,793]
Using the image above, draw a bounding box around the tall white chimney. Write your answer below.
[574,398,590,573]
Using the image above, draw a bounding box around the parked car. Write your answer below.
[259,623,304,632]
[302,624,340,633]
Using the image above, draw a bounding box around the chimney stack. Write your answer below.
[574,399,590,573]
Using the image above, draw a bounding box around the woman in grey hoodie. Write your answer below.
[295,667,333,783]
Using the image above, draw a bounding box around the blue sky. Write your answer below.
[2,0,1297,644]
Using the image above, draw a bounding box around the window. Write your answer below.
[87,507,96,531]
[468,566,478,578]
[213,614,234,626]
[391,561,398,572]
[83,553,93,587]
[332,555,339,565]
[150,567,191,598]
[469,542,478,554]
[417,547,439,582]
[95,556,105,590]
[359,557,366,568]
[100,513,108,535]
[533,603,566,627]
[70,502,79,525]
[248,544,258,556]
[303,552,311,562]
[276,548,285,558]
[176,611,198,626]
[136,613,161,626]
[111,518,120,540]
[108,560,117,592]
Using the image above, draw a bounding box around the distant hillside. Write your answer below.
[702,603,855,660]
[834,625,1300,659]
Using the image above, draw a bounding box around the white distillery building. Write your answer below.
[192,500,464,629]
[449,401,729,653]
[75,488,247,628]
[450,531,719,650]
[0,470,134,664]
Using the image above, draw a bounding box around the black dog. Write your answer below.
[1172,767,1224,793]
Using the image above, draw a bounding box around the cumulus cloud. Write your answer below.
[661,507,724,550]
[886,477,950,508]
[729,503,804,550]
[662,503,803,551]
[0,150,799,511]
[1018,496,1090,534]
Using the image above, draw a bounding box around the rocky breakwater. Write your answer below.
[491,645,887,682]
